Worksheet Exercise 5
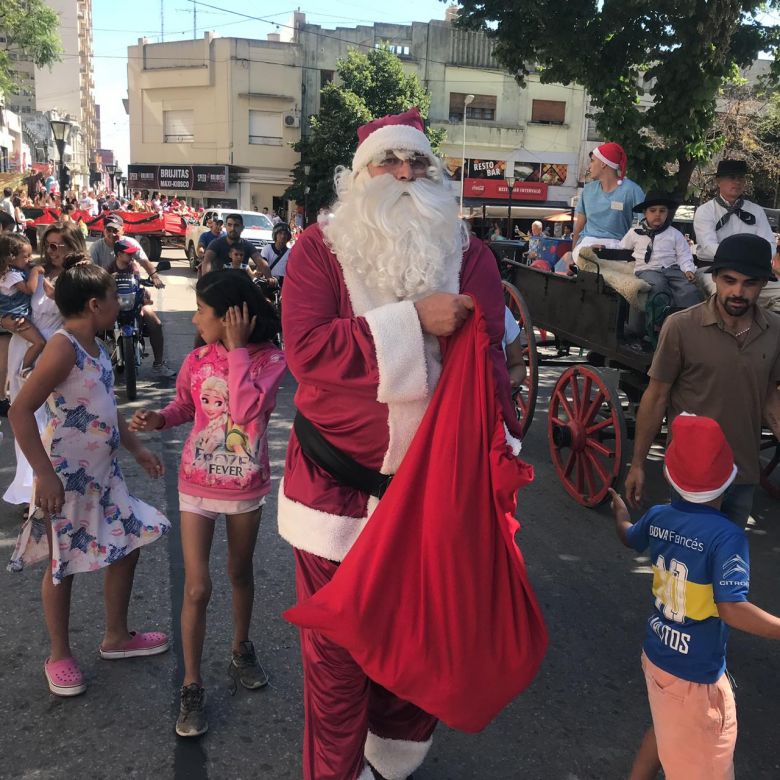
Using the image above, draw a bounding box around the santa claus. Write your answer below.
[279,107,523,780]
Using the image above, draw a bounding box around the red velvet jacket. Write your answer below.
[278,223,521,562]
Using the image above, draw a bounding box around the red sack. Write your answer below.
[284,308,548,732]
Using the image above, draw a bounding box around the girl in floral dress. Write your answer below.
[9,254,170,697]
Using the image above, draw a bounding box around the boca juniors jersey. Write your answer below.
[626,501,749,683]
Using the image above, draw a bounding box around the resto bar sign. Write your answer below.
[127,164,228,192]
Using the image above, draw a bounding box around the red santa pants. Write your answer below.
[294,548,438,780]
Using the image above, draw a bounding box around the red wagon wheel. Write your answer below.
[502,281,538,438]
[760,438,780,501]
[547,365,627,507]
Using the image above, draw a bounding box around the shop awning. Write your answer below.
[461,198,570,220]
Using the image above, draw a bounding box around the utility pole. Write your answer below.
[160,0,164,42]
[193,1,197,38]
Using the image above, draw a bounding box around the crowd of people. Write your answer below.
[0,107,779,780]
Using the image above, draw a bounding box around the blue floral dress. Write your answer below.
[9,329,169,583]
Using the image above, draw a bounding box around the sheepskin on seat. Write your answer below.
[575,247,650,311]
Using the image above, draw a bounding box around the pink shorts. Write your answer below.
[178,492,265,521]
[641,651,736,780]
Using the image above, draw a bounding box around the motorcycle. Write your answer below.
[104,272,154,400]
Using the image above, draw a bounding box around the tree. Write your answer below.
[285,47,444,220]
[456,0,780,198]
[0,0,62,99]
[686,82,780,206]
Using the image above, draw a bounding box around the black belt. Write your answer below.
[293,412,393,499]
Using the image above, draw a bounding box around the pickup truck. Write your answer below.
[185,208,275,270]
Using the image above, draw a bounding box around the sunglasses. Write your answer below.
[47,242,67,252]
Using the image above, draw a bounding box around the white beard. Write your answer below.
[323,165,470,300]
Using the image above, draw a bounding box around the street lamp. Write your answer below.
[505,170,516,240]
[105,162,117,193]
[115,168,124,198]
[303,164,311,227]
[48,116,73,201]
[459,94,475,217]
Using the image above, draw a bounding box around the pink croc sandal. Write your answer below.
[99,630,170,660]
[44,657,87,697]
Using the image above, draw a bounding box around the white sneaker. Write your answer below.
[151,362,176,379]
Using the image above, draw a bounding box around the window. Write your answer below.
[163,110,194,143]
[449,93,496,122]
[320,69,335,89]
[249,110,282,145]
[375,42,411,57]
[531,100,566,125]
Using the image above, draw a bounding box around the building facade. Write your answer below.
[127,32,302,211]
[1,0,99,189]
[298,16,586,222]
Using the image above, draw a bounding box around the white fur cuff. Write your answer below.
[277,480,378,562]
[365,300,428,405]
[504,422,522,456]
[364,731,433,780]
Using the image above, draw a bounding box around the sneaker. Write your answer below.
[228,640,269,691]
[151,361,176,379]
[175,683,208,737]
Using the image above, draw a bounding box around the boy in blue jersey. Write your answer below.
[610,413,780,780]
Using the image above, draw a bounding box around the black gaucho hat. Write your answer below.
[715,159,748,178]
[709,233,774,280]
[632,190,679,213]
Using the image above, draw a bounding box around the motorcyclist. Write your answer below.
[109,238,175,379]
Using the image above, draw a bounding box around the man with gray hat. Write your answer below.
[624,233,780,525]
[693,159,780,311]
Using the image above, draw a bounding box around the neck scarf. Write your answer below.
[714,195,756,231]
[635,220,670,264]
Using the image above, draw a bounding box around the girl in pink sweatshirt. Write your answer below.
[130,270,286,738]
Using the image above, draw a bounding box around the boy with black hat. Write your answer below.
[610,414,780,780]
[620,191,701,309]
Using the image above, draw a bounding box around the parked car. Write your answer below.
[185,208,274,270]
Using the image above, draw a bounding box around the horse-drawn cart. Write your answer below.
[494,246,780,508]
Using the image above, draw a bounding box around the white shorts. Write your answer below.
[178,492,265,521]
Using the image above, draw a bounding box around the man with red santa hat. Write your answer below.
[279,107,524,779]
[571,141,645,260]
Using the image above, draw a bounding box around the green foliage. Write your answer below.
[457,0,780,198]
[285,47,444,218]
[0,0,62,98]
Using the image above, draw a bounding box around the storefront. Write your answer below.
[446,155,576,239]
[127,164,245,208]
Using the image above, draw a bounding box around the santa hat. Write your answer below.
[351,107,433,173]
[591,142,627,184]
[663,414,737,503]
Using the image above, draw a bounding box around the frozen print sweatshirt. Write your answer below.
[159,341,286,501]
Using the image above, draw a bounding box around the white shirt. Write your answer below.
[0,197,13,217]
[620,225,695,275]
[260,243,290,277]
[693,197,776,262]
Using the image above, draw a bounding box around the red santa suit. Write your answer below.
[279,107,523,780]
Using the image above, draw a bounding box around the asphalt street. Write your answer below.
[0,252,778,780]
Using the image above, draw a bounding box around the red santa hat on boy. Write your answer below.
[591,142,628,184]
[663,414,737,503]
[351,106,434,174]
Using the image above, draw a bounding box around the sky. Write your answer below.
[92,0,451,169]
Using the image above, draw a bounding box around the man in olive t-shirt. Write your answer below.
[201,212,271,277]
[624,234,780,525]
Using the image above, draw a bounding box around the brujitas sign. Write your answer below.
[127,165,228,192]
